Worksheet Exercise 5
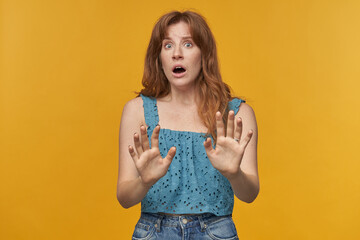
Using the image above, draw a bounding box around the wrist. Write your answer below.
[138,176,154,189]
[225,168,245,183]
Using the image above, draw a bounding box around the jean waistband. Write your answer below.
[139,212,233,231]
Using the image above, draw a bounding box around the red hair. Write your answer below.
[139,10,240,141]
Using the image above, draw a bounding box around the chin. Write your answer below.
[169,79,196,89]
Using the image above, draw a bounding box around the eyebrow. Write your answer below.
[163,36,193,41]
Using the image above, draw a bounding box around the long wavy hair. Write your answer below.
[139,10,238,141]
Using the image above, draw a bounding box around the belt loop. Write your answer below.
[197,215,206,232]
[155,214,163,232]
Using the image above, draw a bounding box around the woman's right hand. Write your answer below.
[128,125,176,188]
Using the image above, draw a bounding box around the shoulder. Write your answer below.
[238,102,255,117]
[121,96,145,126]
[229,98,255,117]
[236,101,258,129]
[123,96,143,110]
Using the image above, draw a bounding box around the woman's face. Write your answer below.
[160,21,202,90]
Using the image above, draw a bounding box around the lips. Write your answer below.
[172,64,186,71]
[172,64,187,78]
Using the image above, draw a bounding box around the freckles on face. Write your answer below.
[159,21,202,88]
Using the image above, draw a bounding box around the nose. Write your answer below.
[172,45,183,60]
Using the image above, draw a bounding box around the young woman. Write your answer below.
[117,10,259,240]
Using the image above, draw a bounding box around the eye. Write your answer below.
[184,42,192,47]
[164,43,172,49]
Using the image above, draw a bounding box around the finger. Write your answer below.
[203,137,214,154]
[151,125,160,149]
[234,117,243,143]
[140,125,150,150]
[239,130,253,149]
[226,110,235,138]
[128,145,139,162]
[163,146,177,165]
[216,111,225,137]
[133,132,143,155]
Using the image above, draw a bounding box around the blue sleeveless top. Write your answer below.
[140,94,245,216]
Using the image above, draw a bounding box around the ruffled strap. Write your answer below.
[140,94,159,130]
[228,98,245,115]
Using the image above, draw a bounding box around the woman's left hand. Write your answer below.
[204,110,253,180]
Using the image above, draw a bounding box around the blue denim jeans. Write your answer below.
[132,212,239,240]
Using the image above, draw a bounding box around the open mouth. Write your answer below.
[172,66,186,74]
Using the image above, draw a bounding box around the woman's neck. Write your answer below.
[161,85,199,107]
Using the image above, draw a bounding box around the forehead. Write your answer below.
[165,21,191,38]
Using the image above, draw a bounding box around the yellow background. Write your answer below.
[1,0,359,239]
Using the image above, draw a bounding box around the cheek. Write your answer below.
[194,53,202,70]
[160,53,170,70]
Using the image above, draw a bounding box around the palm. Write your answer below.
[129,125,176,187]
[135,147,170,184]
[204,111,253,180]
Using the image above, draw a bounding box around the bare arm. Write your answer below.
[117,97,176,208]
[117,97,147,208]
[204,103,259,203]
[228,103,259,203]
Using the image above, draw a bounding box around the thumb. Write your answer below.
[240,130,253,149]
[164,146,176,165]
[203,138,214,155]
